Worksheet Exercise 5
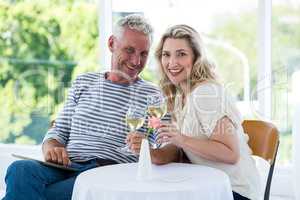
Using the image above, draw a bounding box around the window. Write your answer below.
[0,0,99,144]
[112,0,299,165]
[112,0,258,100]
[271,0,300,165]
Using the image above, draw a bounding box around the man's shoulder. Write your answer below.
[136,79,161,93]
[75,72,102,81]
[73,72,102,85]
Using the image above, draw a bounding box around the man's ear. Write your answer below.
[108,35,115,52]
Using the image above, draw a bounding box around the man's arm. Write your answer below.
[41,76,82,166]
[127,133,179,165]
[150,144,179,165]
[42,139,71,166]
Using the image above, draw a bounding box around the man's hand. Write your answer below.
[126,132,145,155]
[42,139,71,166]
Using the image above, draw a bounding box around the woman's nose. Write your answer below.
[168,56,178,67]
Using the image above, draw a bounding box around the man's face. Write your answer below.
[108,27,150,81]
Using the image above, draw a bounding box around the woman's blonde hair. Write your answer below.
[155,24,218,111]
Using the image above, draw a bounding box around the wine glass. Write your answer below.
[147,94,167,148]
[147,93,167,119]
[118,105,146,155]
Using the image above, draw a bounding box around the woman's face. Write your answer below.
[161,38,195,86]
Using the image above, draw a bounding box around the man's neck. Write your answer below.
[106,72,138,84]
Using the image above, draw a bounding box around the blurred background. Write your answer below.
[1,0,300,198]
[1,0,299,165]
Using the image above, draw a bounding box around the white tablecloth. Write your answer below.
[72,163,233,200]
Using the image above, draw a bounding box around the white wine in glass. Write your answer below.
[118,106,146,155]
[147,94,167,119]
[148,104,167,119]
[147,94,167,149]
[126,117,145,132]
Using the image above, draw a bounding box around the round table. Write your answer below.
[72,163,233,200]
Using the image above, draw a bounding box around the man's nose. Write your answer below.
[130,54,141,66]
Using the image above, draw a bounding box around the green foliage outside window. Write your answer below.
[0,0,99,144]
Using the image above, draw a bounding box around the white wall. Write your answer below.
[0,144,42,196]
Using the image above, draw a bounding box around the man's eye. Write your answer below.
[141,52,148,57]
[126,48,134,54]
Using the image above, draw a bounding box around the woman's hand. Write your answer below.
[157,123,185,147]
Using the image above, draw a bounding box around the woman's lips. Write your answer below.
[168,68,183,76]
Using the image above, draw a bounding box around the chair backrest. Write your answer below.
[242,120,280,200]
[242,120,279,164]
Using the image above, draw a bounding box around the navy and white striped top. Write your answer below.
[44,72,168,163]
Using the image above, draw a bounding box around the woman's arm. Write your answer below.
[157,117,240,164]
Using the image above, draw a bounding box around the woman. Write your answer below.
[128,24,260,200]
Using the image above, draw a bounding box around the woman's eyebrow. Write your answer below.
[176,49,189,52]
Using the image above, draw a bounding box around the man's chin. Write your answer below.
[126,70,140,80]
[128,74,139,81]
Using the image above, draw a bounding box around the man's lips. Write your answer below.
[126,64,142,72]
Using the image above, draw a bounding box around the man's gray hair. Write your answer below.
[113,14,153,43]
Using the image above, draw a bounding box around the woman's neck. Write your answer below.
[178,82,190,108]
[179,79,209,95]
[179,81,190,96]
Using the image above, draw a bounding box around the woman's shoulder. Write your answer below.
[187,81,230,110]
[190,81,224,97]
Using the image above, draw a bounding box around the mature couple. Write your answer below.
[3,14,260,200]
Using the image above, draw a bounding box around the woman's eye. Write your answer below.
[162,53,169,57]
[178,52,186,57]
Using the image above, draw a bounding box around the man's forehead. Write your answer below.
[120,28,149,41]
[118,28,150,50]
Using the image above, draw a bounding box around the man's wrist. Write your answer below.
[42,139,64,153]
[150,148,159,162]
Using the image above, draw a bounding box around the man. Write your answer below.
[3,14,159,200]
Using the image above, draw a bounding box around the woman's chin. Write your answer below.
[169,79,180,86]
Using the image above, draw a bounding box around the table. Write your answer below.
[72,163,233,200]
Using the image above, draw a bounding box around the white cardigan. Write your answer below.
[174,82,260,200]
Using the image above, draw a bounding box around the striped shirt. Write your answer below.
[44,72,168,163]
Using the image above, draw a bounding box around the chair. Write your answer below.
[242,120,280,200]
